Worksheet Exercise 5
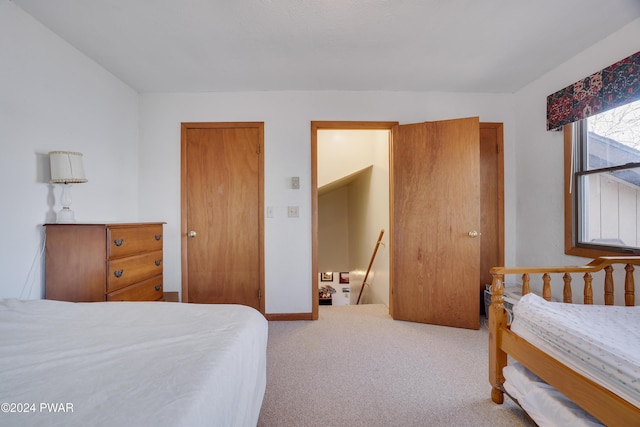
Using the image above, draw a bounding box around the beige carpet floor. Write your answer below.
[258,303,530,427]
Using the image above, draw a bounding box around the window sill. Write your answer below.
[565,246,638,258]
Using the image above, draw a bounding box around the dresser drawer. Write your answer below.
[107,276,163,301]
[45,222,164,302]
[107,224,163,259]
[107,250,163,292]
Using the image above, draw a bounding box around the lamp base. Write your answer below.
[56,208,76,224]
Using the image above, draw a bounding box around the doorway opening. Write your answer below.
[311,120,504,324]
[311,122,395,320]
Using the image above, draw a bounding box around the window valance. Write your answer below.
[546,50,640,131]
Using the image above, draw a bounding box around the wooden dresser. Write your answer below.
[45,222,165,302]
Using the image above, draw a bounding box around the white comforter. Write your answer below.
[510,293,640,408]
[0,298,268,427]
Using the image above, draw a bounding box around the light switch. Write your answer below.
[291,176,300,189]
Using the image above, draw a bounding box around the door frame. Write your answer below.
[311,121,397,320]
[480,122,505,278]
[180,122,265,313]
[312,121,504,320]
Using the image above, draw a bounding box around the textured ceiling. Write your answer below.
[12,0,640,93]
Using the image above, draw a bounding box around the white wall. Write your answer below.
[0,1,140,298]
[347,134,389,306]
[318,186,350,272]
[513,18,640,267]
[318,129,385,187]
[13,1,635,311]
[512,18,640,303]
[139,92,515,314]
[1,0,517,309]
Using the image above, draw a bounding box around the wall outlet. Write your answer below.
[291,176,300,189]
[287,206,299,217]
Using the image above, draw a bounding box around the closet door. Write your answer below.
[181,122,264,311]
[391,117,480,329]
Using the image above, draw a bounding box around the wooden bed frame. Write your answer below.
[488,256,640,426]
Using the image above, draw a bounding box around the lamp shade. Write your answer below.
[49,151,88,184]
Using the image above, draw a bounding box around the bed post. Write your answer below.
[583,273,593,305]
[604,265,614,305]
[488,270,507,404]
[563,273,572,303]
[625,264,635,306]
[521,273,530,295]
[542,273,552,301]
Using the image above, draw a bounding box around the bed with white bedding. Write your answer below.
[0,298,268,427]
[488,256,640,427]
[504,293,640,426]
[503,362,605,427]
[510,293,640,408]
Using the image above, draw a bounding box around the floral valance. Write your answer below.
[546,50,640,131]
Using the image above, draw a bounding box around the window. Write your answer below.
[566,99,640,255]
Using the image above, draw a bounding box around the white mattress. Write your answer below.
[504,362,604,427]
[510,293,640,408]
[0,298,268,427]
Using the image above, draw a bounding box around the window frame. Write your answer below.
[564,123,640,256]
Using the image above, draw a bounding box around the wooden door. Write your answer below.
[479,123,504,314]
[391,117,480,329]
[181,122,264,311]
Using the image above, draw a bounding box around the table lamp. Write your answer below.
[49,151,88,223]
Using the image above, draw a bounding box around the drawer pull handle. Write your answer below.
[155,259,162,266]
[155,285,162,291]
[155,234,162,241]
[114,269,124,278]
[114,239,124,247]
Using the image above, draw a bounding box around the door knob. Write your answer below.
[188,231,197,238]
[468,230,480,238]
